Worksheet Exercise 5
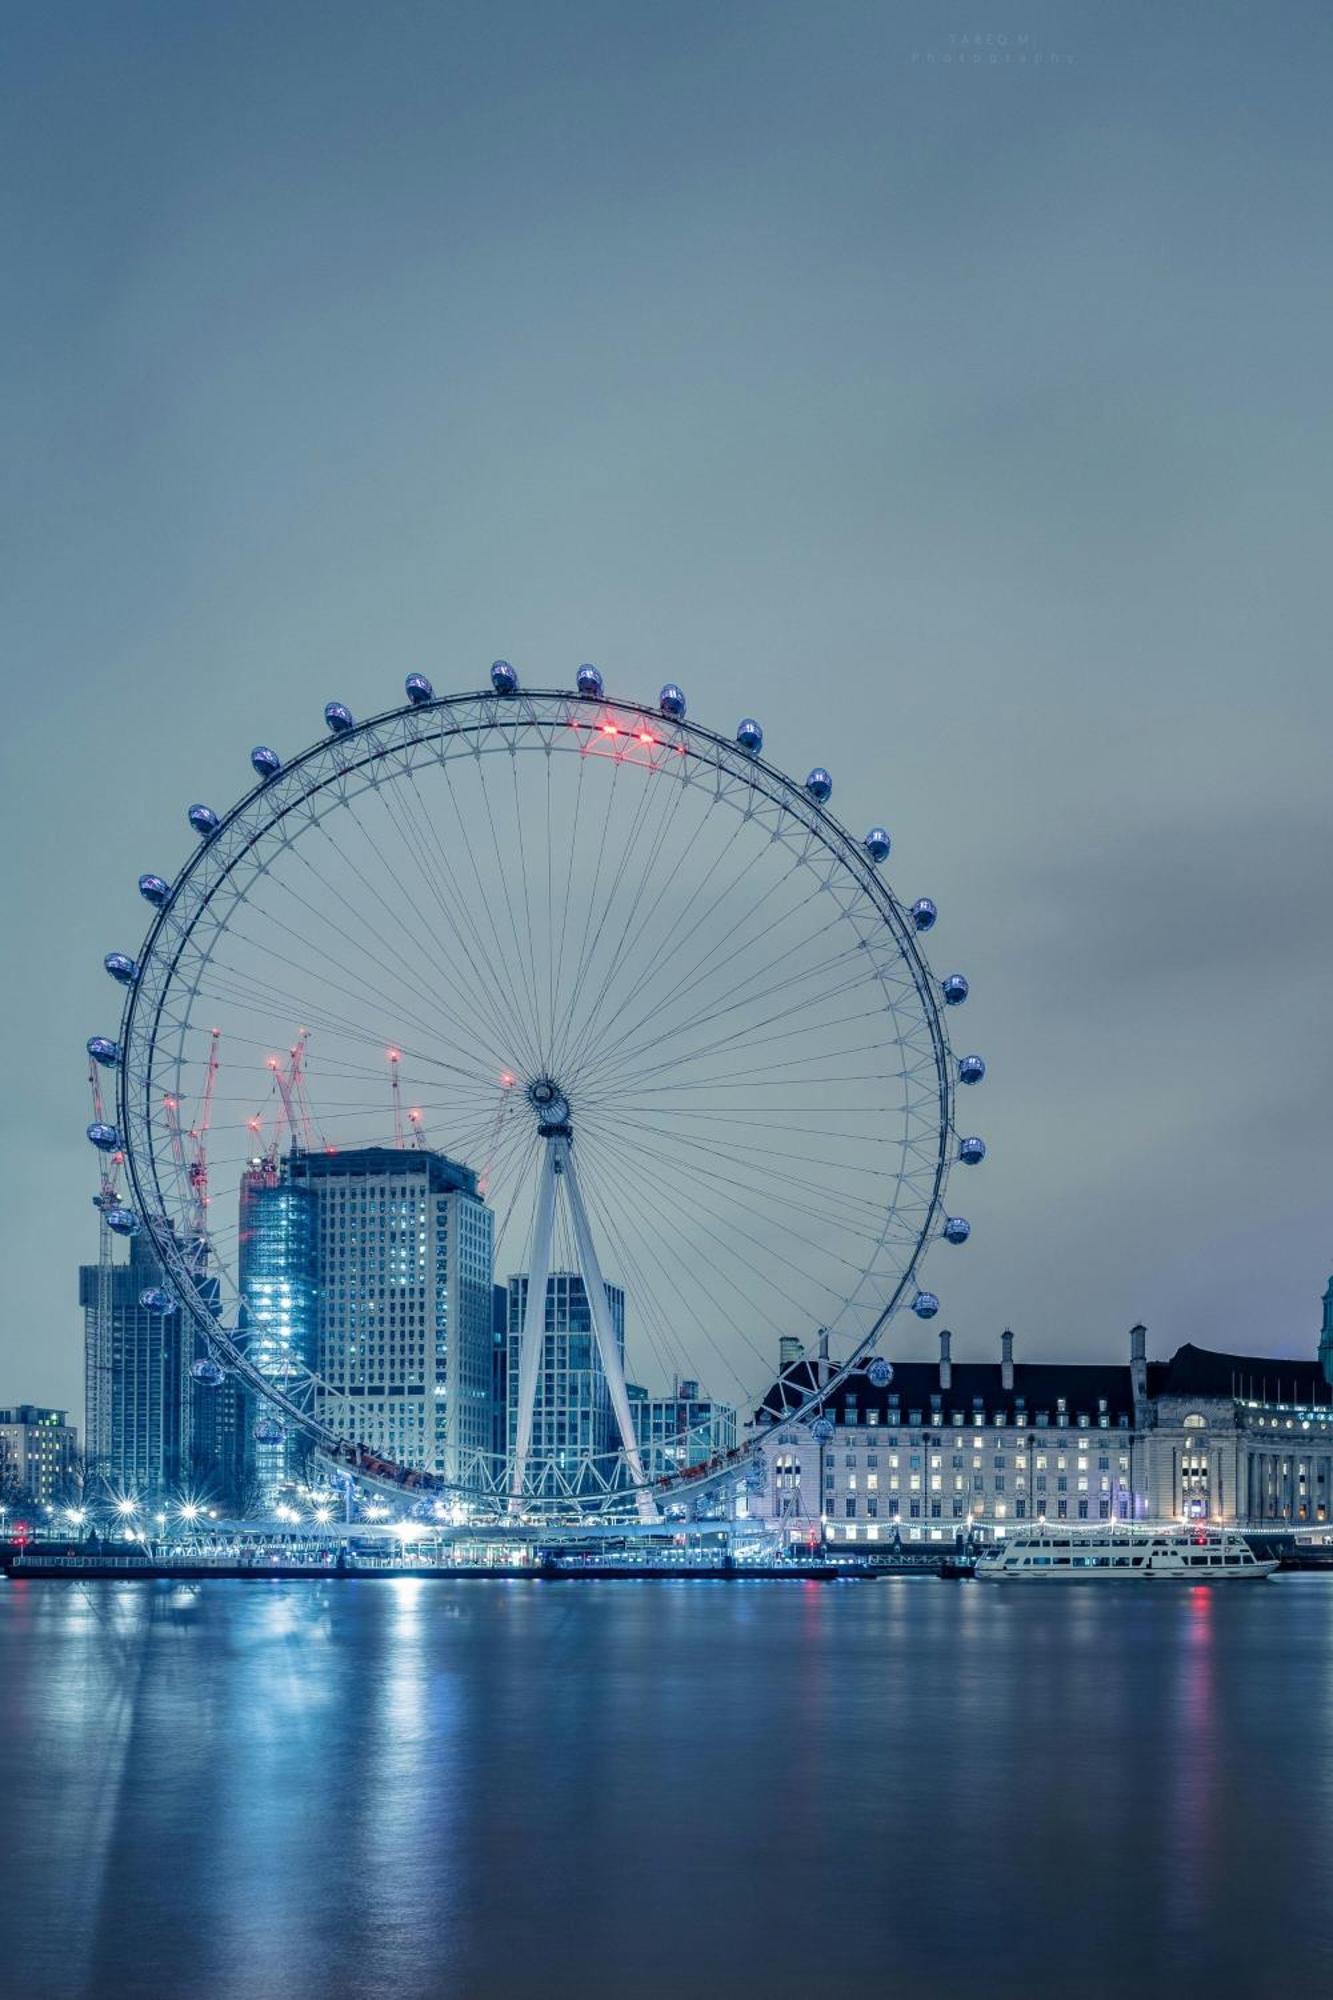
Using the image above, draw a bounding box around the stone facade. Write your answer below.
[746,1305,1333,1544]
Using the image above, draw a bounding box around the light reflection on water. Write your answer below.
[2,1577,1332,1999]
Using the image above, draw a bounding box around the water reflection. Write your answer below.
[1,1579,1331,1999]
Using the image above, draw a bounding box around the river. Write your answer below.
[2,1575,1330,1997]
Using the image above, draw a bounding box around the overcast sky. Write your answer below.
[3,0,1331,1418]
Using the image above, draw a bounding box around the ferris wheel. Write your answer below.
[89,667,985,1519]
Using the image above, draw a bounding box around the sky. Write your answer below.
[3,0,1332,1419]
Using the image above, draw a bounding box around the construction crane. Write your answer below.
[248,1030,314,1183]
[163,1029,220,1279]
[387,1047,405,1147]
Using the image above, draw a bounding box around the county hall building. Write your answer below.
[748,1285,1333,1544]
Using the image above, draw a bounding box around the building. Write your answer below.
[505,1271,626,1485]
[0,1407,77,1506]
[628,1377,738,1472]
[81,1229,249,1510]
[747,1295,1333,1544]
[287,1146,495,1482]
[238,1167,319,1504]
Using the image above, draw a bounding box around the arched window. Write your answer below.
[1183,1413,1207,1430]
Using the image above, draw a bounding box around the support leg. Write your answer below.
[510,1142,558,1507]
[559,1137,657,1523]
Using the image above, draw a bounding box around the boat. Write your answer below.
[973,1525,1277,1581]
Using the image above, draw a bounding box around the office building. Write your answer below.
[629,1377,737,1472]
[0,1406,77,1507]
[506,1271,626,1483]
[287,1146,495,1482]
[238,1166,318,1504]
[80,1229,247,1508]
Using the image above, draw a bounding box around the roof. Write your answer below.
[758,1357,1135,1427]
[288,1145,478,1199]
[1147,1342,1332,1405]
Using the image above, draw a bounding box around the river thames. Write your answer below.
[2,1576,1331,1999]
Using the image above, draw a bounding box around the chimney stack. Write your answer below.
[938,1327,952,1391]
[1130,1323,1148,1410]
[817,1326,831,1388]
[1001,1328,1014,1392]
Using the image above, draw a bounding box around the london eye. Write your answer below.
[89,669,984,1520]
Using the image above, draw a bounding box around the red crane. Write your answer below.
[163,1029,220,1276]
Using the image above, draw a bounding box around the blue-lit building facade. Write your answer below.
[238,1167,319,1504]
[506,1271,626,1482]
[80,1228,249,1509]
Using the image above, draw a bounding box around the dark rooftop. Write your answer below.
[288,1145,479,1199]
[1147,1342,1332,1405]
[758,1357,1135,1426]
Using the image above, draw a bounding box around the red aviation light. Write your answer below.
[500,1071,516,1089]
[387,1047,401,1064]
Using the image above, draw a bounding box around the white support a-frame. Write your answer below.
[510,1131,657,1522]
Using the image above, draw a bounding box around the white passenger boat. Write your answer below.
[974,1526,1277,1581]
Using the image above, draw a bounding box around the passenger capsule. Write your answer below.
[805,767,833,804]
[138,874,171,907]
[943,1216,971,1245]
[911,898,938,932]
[252,1415,285,1445]
[191,1358,225,1388]
[736,717,763,756]
[959,1136,987,1166]
[104,952,138,986]
[87,1037,120,1067]
[659,683,687,721]
[866,1357,894,1388]
[942,973,969,1006]
[959,1055,986,1085]
[864,827,892,864]
[187,804,220,839]
[810,1416,836,1444]
[139,1288,177,1314]
[251,745,282,780]
[324,702,355,735]
[912,1291,940,1320]
[405,674,434,706]
[87,1122,120,1152]
[491,659,519,695]
[104,1206,140,1237]
[576,664,604,698]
